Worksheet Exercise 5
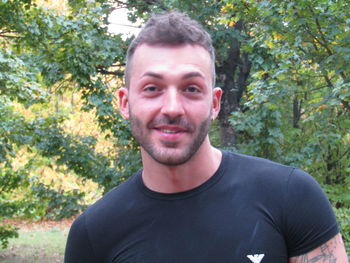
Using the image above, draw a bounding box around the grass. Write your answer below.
[0,227,69,263]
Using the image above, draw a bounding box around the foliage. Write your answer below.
[1,0,349,251]
[224,0,350,169]
[223,0,350,245]
[334,207,350,254]
[116,0,350,248]
[0,0,139,247]
[0,225,18,249]
[26,183,86,220]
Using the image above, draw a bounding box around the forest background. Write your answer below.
[1,0,349,251]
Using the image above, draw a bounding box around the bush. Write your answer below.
[23,183,86,221]
[334,207,350,254]
[0,224,18,249]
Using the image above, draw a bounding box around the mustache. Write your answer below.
[148,116,194,130]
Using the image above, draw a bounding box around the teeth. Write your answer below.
[160,129,178,134]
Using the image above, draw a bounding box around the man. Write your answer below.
[65,11,348,263]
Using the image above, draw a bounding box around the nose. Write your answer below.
[160,88,184,118]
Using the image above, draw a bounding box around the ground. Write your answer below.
[0,217,75,263]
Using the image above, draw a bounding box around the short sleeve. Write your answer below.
[64,213,98,263]
[284,168,339,257]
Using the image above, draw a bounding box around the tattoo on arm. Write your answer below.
[289,234,346,263]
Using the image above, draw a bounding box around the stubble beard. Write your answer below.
[129,111,212,166]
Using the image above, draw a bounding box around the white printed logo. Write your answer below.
[247,254,265,263]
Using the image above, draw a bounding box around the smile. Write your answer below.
[159,129,181,134]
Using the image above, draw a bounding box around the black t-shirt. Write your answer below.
[65,151,339,263]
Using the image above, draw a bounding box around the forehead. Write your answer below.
[129,44,212,85]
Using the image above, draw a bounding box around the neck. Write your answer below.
[141,139,222,193]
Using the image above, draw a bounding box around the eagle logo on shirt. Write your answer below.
[247,254,265,263]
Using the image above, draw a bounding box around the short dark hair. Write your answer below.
[125,11,216,88]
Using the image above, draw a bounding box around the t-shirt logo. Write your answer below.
[247,254,265,263]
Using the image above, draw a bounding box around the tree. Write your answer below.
[0,0,139,248]
[224,0,350,244]
[1,0,348,250]
[110,0,349,246]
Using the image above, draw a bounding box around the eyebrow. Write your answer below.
[141,71,205,80]
[141,72,163,79]
[182,72,205,80]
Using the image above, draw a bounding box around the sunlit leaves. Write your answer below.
[0,0,133,247]
[0,49,47,105]
[1,0,349,249]
[221,2,350,239]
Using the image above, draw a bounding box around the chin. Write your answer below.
[146,147,198,166]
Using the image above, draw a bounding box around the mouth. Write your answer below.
[157,128,183,134]
[153,125,188,141]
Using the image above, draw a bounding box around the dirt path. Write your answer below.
[2,217,75,231]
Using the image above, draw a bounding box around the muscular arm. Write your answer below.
[289,233,349,263]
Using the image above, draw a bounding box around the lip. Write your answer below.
[153,125,187,141]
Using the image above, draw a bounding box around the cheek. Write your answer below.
[129,101,158,121]
[131,94,165,110]
[185,100,213,116]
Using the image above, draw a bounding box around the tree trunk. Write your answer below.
[217,20,251,147]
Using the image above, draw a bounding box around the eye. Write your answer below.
[184,85,200,93]
[142,84,162,97]
[144,85,159,92]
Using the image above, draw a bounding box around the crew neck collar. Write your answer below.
[136,150,228,200]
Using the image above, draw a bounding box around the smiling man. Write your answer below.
[119,43,222,193]
[124,44,218,166]
[65,11,348,263]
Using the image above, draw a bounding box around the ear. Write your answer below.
[118,87,130,119]
[211,87,222,120]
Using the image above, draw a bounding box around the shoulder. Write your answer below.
[68,171,143,236]
[222,150,296,186]
[83,172,141,220]
[222,150,332,205]
[65,172,144,261]
[221,151,339,256]
[223,150,293,172]
[221,151,326,186]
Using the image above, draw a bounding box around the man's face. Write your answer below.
[119,44,221,166]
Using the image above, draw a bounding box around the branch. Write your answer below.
[144,0,167,10]
[327,147,350,168]
[97,68,123,77]
[306,5,347,81]
[0,33,21,39]
[112,0,167,11]
[314,18,333,56]
[340,100,350,112]
[307,5,333,56]
[112,0,128,8]
[303,24,331,53]
[0,30,17,34]
[293,8,331,55]
[294,85,330,94]
[108,22,141,29]
[322,73,350,111]
[323,73,333,88]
